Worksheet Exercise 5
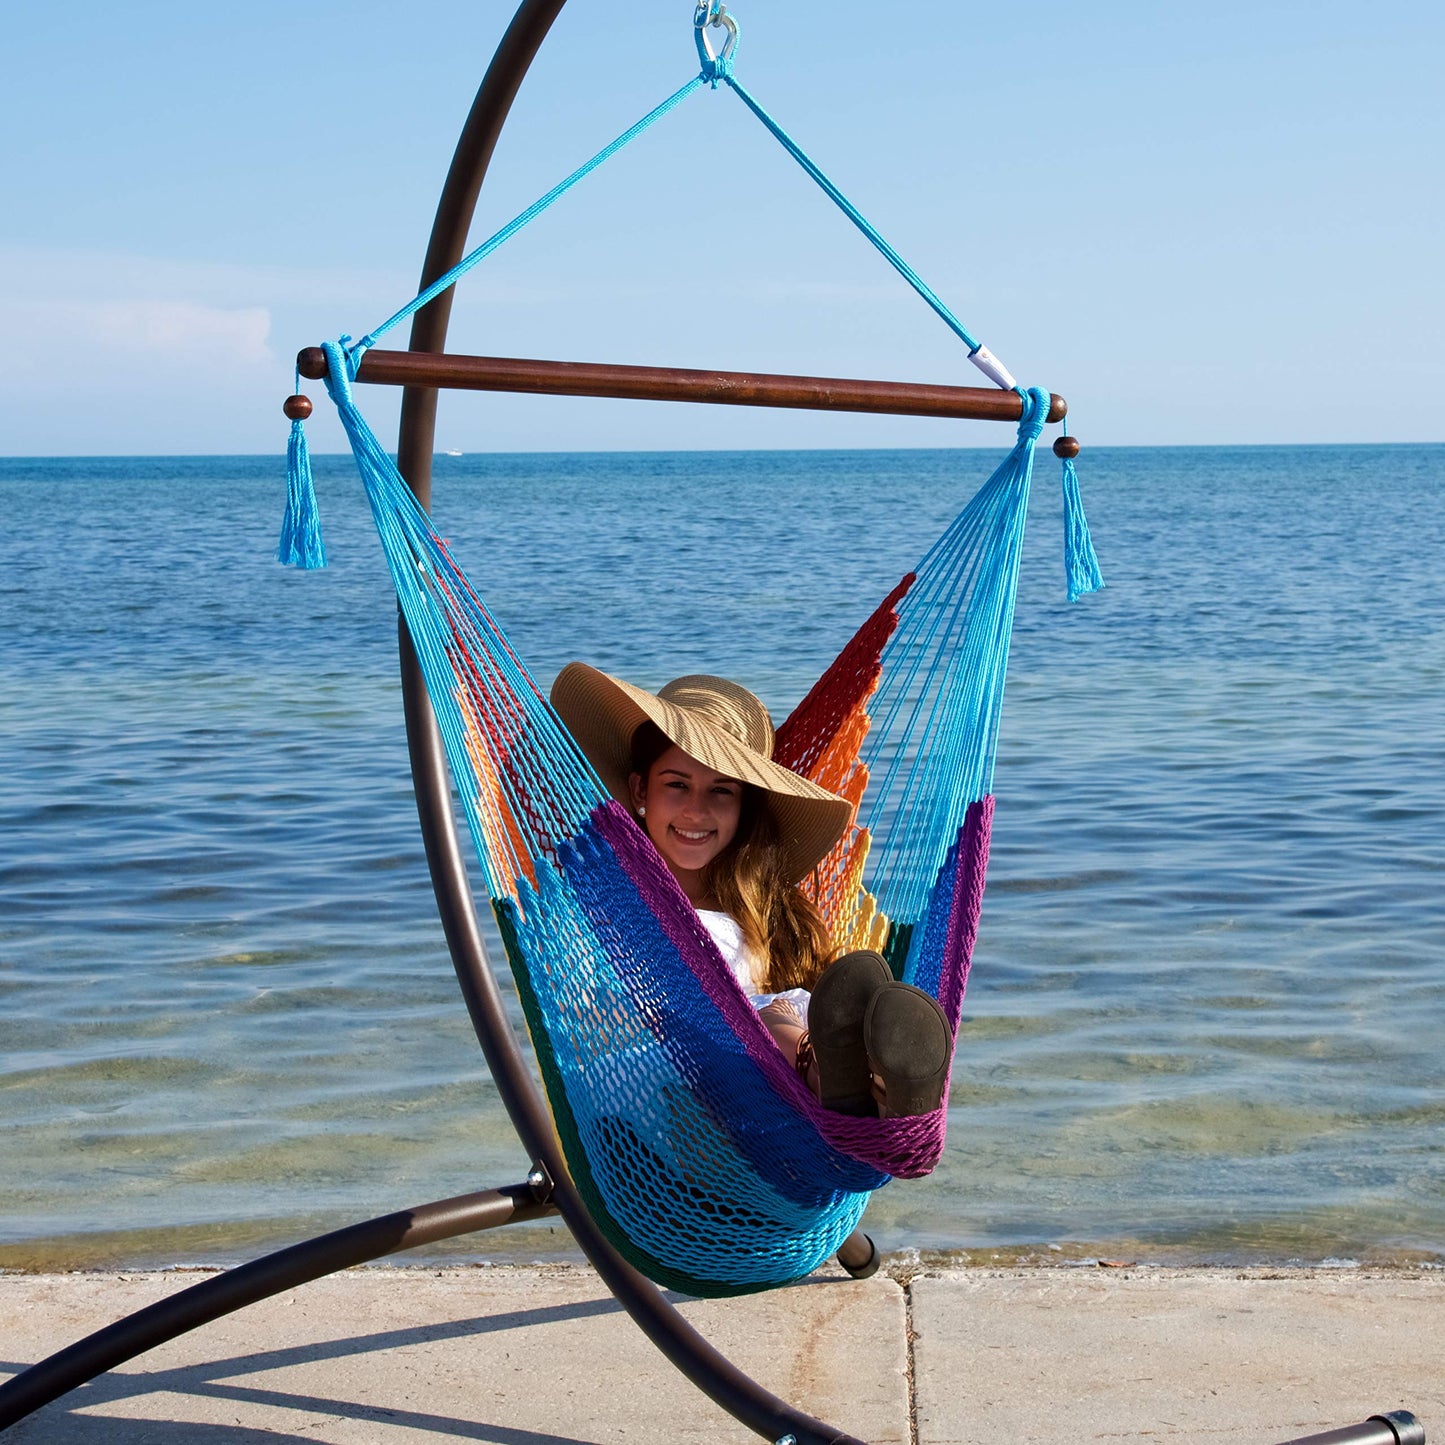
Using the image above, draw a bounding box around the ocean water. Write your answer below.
[1,444,1442,1272]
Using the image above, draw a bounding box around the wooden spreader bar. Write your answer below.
[296,346,1066,424]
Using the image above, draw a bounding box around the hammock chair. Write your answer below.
[276,2,1103,1300]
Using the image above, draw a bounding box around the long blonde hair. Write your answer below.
[630,722,834,992]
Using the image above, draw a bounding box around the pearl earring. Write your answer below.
[638,805,646,817]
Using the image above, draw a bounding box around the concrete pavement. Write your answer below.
[1,1264,1439,1443]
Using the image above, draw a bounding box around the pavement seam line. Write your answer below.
[904,1279,920,1445]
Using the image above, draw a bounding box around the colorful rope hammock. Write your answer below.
[281,4,1103,1298]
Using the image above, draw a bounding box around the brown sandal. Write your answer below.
[808,951,891,1116]
[794,1030,816,1084]
[863,982,952,1117]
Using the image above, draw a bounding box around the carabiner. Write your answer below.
[694,2,739,74]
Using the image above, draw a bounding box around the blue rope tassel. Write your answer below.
[278,411,325,569]
[1060,449,1103,602]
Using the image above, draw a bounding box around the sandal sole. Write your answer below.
[864,983,952,1117]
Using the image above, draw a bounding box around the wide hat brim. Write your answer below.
[550,662,853,884]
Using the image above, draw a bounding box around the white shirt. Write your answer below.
[696,909,810,1024]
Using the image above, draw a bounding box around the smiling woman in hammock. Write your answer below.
[551,663,953,1120]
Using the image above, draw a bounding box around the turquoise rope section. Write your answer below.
[315,339,605,896]
[860,388,1050,926]
[339,18,990,374]
[319,6,1020,400]
[278,416,324,569]
[349,74,709,364]
[283,5,1098,611]
[720,75,984,357]
[1061,454,1105,602]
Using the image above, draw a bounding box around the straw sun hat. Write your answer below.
[550,662,853,884]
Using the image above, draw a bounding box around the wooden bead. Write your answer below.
[1053,435,1081,459]
[296,347,328,380]
[283,394,313,422]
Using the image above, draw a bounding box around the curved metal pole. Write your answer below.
[1275,1413,1426,1445]
[0,1183,554,1432]
[394,5,863,1442]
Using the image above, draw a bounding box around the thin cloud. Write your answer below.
[0,244,404,310]
[0,244,565,311]
[0,299,272,377]
[89,300,272,361]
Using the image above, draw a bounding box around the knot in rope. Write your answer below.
[1014,386,1051,446]
[700,55,735,86]
[321,339,357,409]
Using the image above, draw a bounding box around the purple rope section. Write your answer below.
[938,797,992,1026]
[921,796,993,1029]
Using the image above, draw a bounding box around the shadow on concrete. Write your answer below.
[3,1293,628,1444]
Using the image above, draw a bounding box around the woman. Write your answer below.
[551,663,952,1118]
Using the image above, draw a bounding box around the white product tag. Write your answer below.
[968,345,1017,391]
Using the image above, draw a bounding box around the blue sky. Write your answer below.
[4,1,1441,454]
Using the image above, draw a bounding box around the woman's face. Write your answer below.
[629,744,744,899]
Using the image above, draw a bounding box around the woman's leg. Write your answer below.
[756,1000,818,1096]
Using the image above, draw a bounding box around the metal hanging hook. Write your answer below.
[693,1,739,70]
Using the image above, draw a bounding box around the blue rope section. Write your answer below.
[720,75,984,357]
[338,14,994,378]
[316,340,605,895]
[348,74,709,364]
[859,388,1049,923]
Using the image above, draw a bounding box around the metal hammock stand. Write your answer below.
[0,5,1425,1444]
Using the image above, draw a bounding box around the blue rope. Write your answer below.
[303,2,1013,394]
[860,388,1049,922]
[349,74,709,364]
[721,75,984,357]
[316,340,606,894]
[1061,452,1105,602]
[343,15,991,372]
